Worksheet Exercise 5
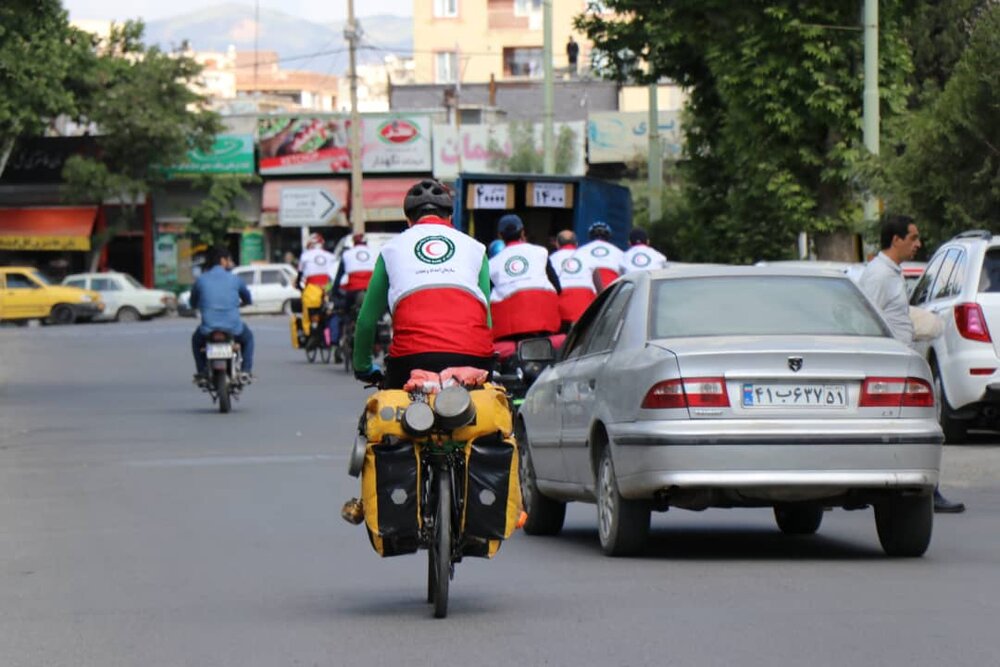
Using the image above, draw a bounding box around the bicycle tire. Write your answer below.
[433,469,451,619]
[320,346,332,364]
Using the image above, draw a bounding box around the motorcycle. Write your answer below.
[492,336,561,411]
[346,379,522,619]
[198,330,248,413]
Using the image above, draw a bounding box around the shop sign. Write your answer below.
[257,115,431,175]
[528,182,572,208]
[154,234,178,288]
[587,111,684,164]
[433,122,586,180]
[0,235,91,251]
[240,229,266,263]
[279,187,341,226]
[162,135,255,177]
[467,183,513,210]
[0,137,98,184]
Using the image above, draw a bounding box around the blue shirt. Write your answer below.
[190,265,251,335]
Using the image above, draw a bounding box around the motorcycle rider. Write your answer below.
[296,233,336,339]
[328,232,377,359]
[352,179,493,389]
[488,214,561,341]
[190,246,254,384]
[573,221,624,292]
[620,228,668,274]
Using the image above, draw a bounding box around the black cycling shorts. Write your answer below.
[384,352,495,390]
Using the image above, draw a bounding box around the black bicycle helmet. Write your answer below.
[403,179,454,220]
[588,221,612,240]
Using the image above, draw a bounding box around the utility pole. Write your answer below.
[542,0,555,174]
[648,83,663,225]
[346,0,365,234]
[862,0,879,224]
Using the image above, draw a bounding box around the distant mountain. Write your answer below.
[144,3,412,75]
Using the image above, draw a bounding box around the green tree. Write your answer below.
[0,0,95,174]
[880,3,1000,247]
[578,1,913,263]
[185,175,257,247]
[61,20,222,269]
[488,122,579,174]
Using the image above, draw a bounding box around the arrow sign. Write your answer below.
[279,187,342,226]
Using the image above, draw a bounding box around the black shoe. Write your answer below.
[193,372,209,388]
[934,489,966,514]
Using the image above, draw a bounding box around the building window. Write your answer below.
[434,0,458,18]
[514,0,542,16]
[436,52,458,83]
[503,47,543,78]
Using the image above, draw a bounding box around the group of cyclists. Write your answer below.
[188,178,669,389]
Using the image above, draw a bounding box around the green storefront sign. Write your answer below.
[163,135,255,178]
[240,229,265,263]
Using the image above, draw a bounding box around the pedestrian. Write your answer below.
[566,36,579,76]
[859,214,965,513]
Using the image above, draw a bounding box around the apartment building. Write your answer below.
[412,0,596,84]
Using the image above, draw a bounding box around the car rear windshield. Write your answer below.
[980,249,1000,293]
[650,275,890,338]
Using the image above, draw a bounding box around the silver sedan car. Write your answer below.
[517,265,943,557]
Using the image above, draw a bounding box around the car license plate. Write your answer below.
[742,383,847,408]
[206,343,234,360]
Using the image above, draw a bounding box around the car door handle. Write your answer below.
[587,379,596,389]
[556,385,563,396]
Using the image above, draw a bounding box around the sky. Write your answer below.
[64,0,412,22]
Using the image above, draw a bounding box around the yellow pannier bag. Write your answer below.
[361,438,422,557]
[364,390,413,442]
[451,384,513,441]
[289,314,302,349]
[460,433,522,553]
[300,283,325,335]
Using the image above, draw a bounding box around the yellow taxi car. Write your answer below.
[0,266,104,325]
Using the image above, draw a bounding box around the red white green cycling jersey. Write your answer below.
[352,217,493,371]
[574,239,624,289]
[488,241,560,339]
[340,244,377,291]
[621,244,668,274]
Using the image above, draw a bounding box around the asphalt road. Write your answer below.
[1,316,999,667]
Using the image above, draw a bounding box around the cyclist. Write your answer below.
[573,221,624,292]
[352,179,493,389]
[297,233,337,340]
[620,228,668,274]
[488,214,561,341]
[190,246,254,384]
[328,233,377,360]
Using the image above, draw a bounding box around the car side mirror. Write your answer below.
[517,338,555,363]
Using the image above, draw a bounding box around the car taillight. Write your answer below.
[860,377,934,408]
[954,303,992,343]
[641,377,730,409]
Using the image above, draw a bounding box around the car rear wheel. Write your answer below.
[116,306,141,323]
[932,362,968,443]
[875,494,932,557]
[596,448,649,557]
[774,504,824,535]
[49,304,76,325]
[515,420,565,536]
[281,299,293,315]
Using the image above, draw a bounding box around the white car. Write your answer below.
[910,231,1000,442]
[179,264,300,316]
[62,272,175,322]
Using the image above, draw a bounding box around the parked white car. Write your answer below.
[910,231,1000,442]
[179,264,300,316]
[62,272,175,322]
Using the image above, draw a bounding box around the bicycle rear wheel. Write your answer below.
[432,469,452,618]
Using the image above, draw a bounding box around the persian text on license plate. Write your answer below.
[742,383,847,408]
[206,343,234,360]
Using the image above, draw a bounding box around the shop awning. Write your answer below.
[261,179,350,227]
[0,207,97,251]
[362,178,412,222]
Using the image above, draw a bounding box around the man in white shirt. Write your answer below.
[860,214,965,514]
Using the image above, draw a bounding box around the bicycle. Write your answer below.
[352,381,521,618]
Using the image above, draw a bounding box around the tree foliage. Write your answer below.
[0,1,94,169]
[185,175,257,247]
[578,1,912,263]
[879,2,1000,247]
[488,123,579,174]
